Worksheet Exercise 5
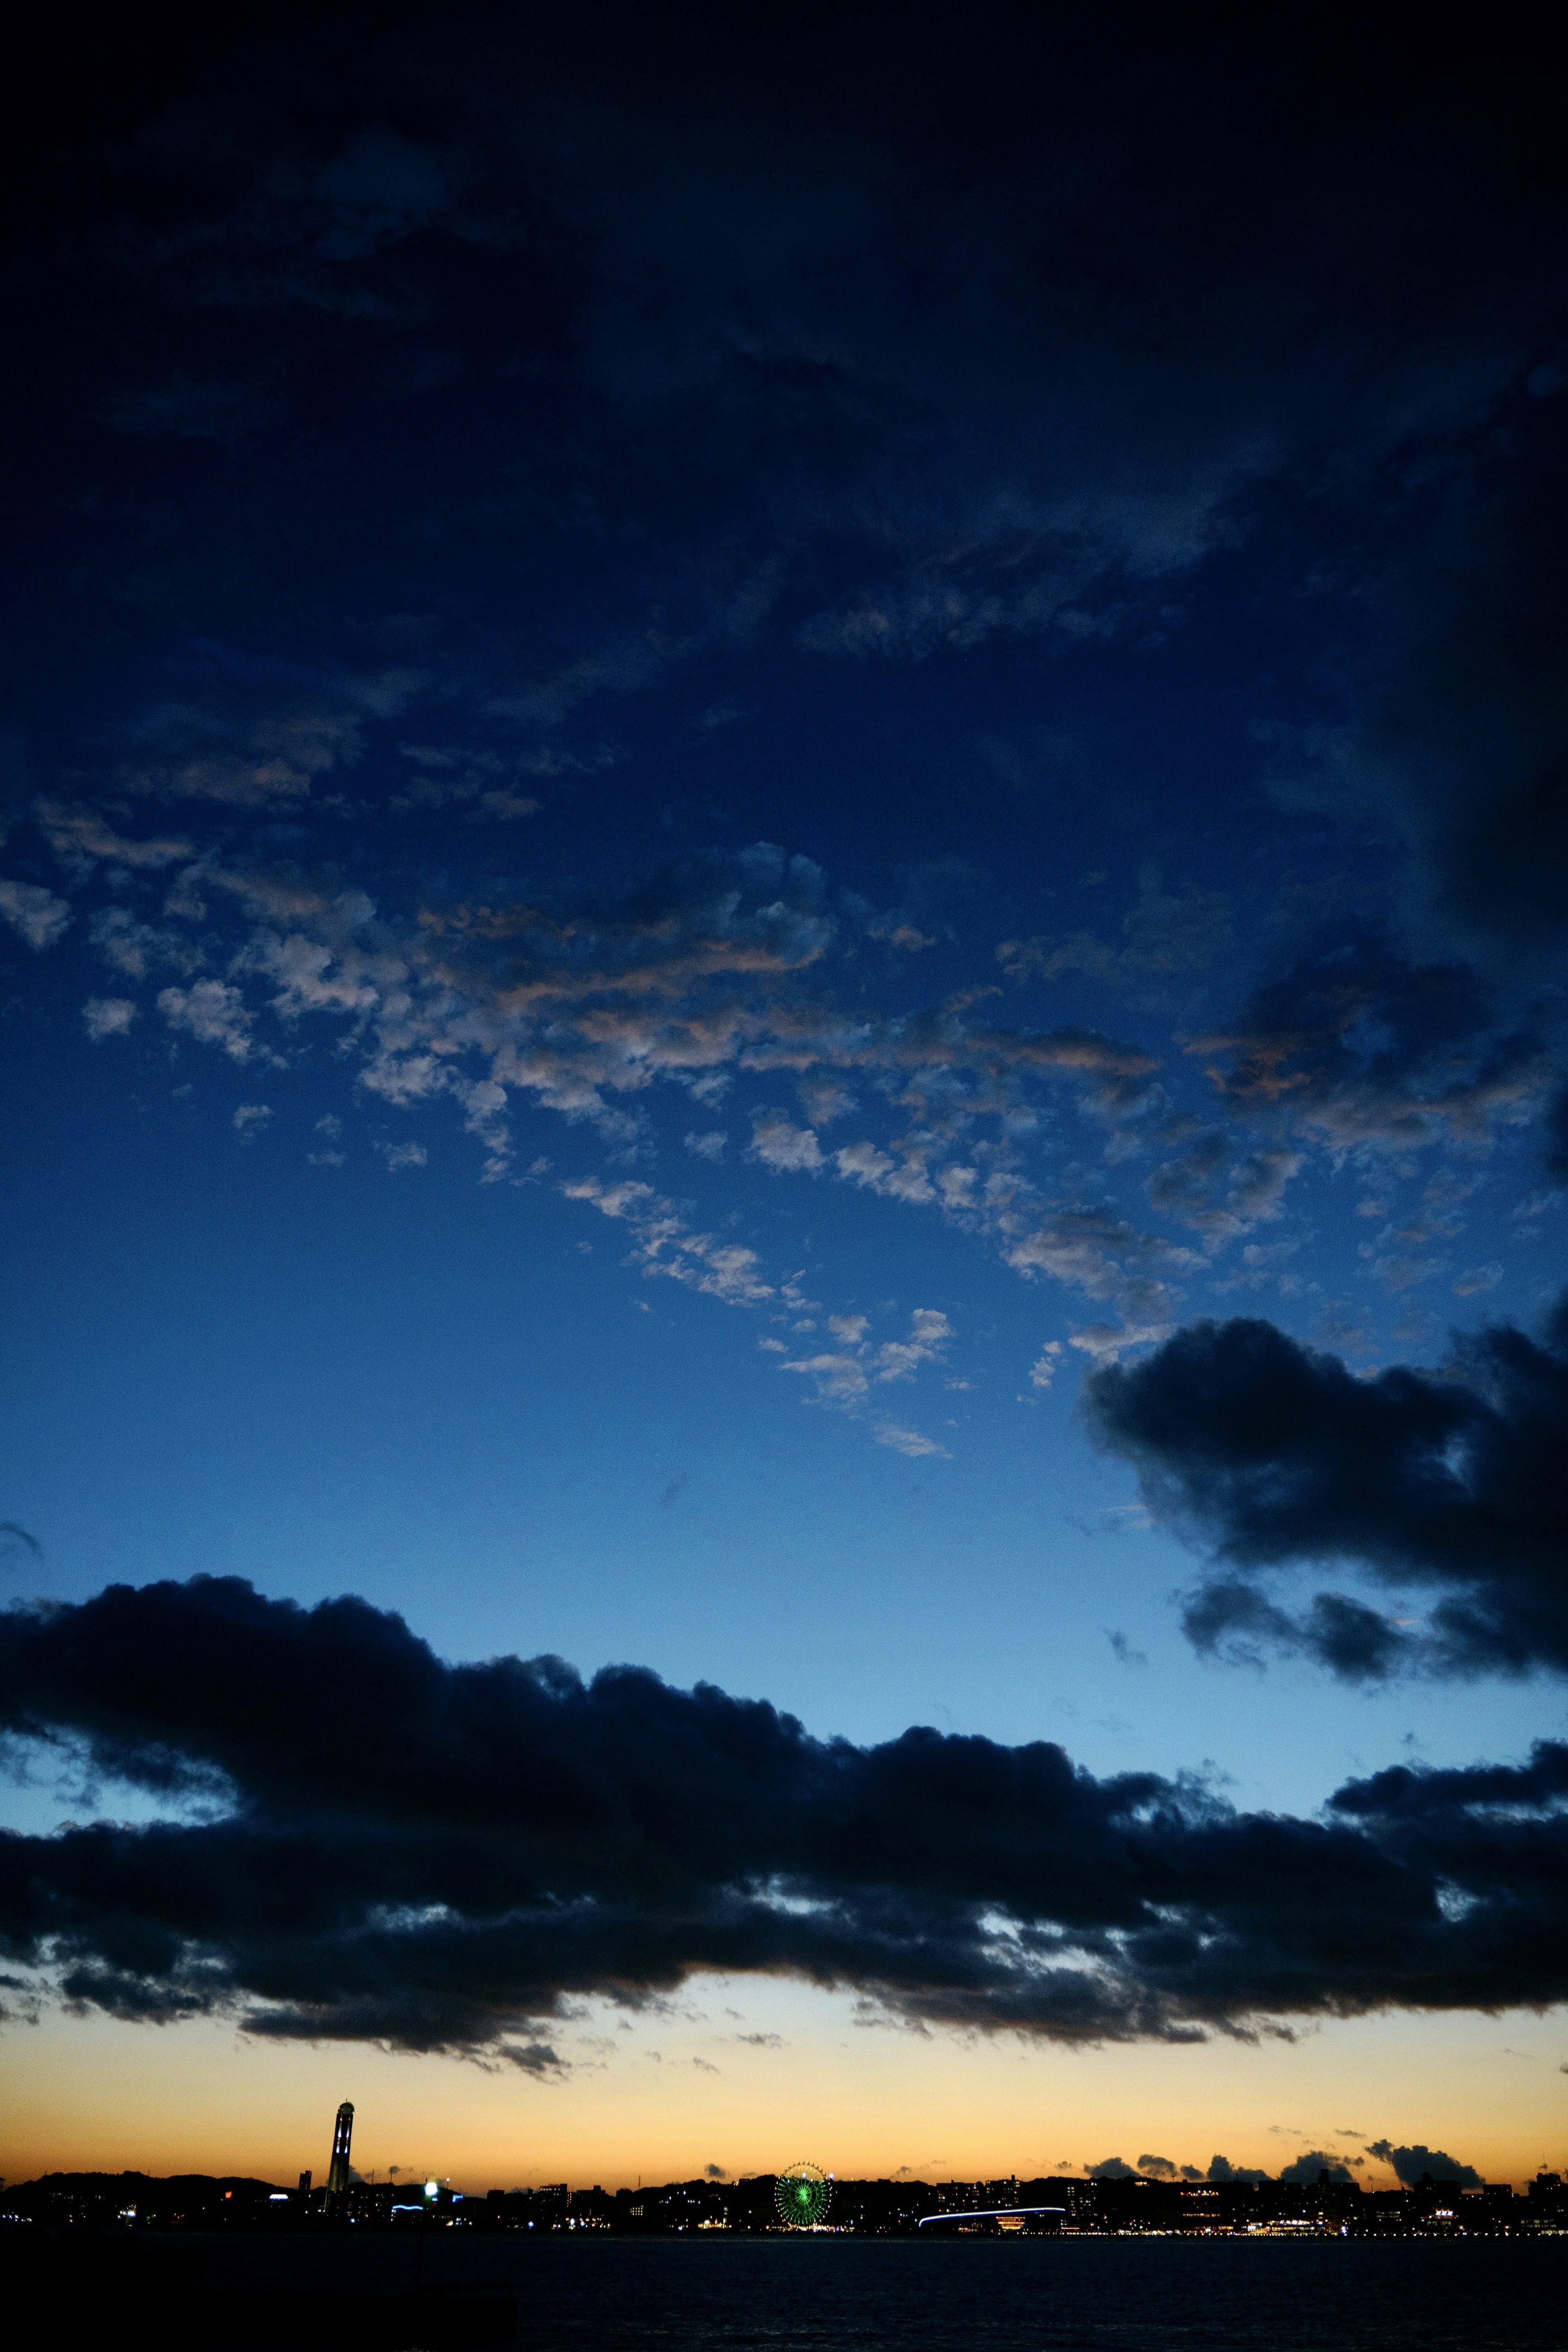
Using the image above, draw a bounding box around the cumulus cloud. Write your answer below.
[82,997,137,1041]
[1202,2156,1272,2185]
[748,1114,824,1174]
[1083,1301,1568,1678]
[156,980,259,1062]
[1365,2140,1482,2188]
[782,1350,869,1403]
[4,1578,1568,2056]
[1277,2152,1358,2184]
[378,1140,428,1172]
[0,878,71,950]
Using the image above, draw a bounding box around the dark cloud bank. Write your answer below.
[4,3,1565,913]
[3,1577,1567,2061]
[1085,1294,1568,1680]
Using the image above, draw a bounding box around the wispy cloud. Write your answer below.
[781,1307,952,1455]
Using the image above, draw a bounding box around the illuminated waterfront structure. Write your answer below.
[325,2101,354,2202]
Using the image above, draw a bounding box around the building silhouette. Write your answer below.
[325,2102,354,2203]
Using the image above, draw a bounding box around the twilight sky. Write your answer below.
[2,3,1567,2194]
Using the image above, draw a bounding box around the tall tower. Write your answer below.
[325,2101,354,2201]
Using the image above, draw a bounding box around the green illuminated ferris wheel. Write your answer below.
[775,2160,832,2229]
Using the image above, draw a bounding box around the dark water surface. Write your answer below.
[174,2230,1568,2350]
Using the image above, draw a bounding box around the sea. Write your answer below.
[167,2229,1568,2350]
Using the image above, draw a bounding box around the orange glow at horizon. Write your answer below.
[2,1978,1564,2196]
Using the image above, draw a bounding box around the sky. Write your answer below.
[2,2,1567,2197]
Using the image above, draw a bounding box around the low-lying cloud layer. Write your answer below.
[1084,1299,1568,1679]
[2,1578,1567,2059]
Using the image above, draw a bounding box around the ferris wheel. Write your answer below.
[775,2160,832,2228]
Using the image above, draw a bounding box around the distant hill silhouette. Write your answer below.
[5,2171,282,2202]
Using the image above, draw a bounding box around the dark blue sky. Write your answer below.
[2,3,1566,2183]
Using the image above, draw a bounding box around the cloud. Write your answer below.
[1544,1082,1568,1180]
[748,1114,824,1174]
[781,1308,951,1453]
[1146,1136,1301,1251]
[867,919,935,953]
[872,1423,947,1459]
[378,1140,428,1172]
[503,2040,567,2078]
[1003,1202,1184,1339]
[82,998,138,1042]
[1193,929,1548,1153]
[118,693,391,808]
[782,1352,870,1403]
[1365,2140,1482,2189]
[46,2,1558,688]
[1203,2156,1272,2185]
[1067,1321,1175,1367]
[1359,454,1568,954]
[35,802,192,870]
[20,830,1190,1338]
[564,1175,773,1305]
[232,1104,272,1137]
[871,1309,951,1384]
[999,871,1233,990]
[89,908,204,982]
[0,878,71,951]
[1136,2154,1176,2178]
[5,1578,1568,2056]
[1083,1300,1568,1678]
[1277,2152,1357,2184]
[156,981,260,1062]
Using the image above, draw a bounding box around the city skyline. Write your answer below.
[7,2095,1554,2219]
[2,6,1566,2198]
